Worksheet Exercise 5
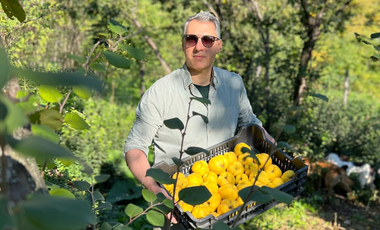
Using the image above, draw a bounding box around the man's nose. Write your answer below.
[194,37,206,51]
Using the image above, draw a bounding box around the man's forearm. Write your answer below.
[125,149,161,193]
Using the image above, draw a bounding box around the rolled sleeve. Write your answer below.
[124,83,165,157]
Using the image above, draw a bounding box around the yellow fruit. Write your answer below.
[163,183,174,194]
[217,199,238,215]
[202,181,219,194]
[234,142,251,156]
[173,189,180,201]
[223,151,238,165]
[236,180,253,191]
[217,171,235,187]
[235,173,249,185]
[187,173,203,186]
[238,152,254,166]
[218,184,239,200]
[268,177,285,188]
[192,204,211,219]
[226,161,244,176]
[281,170,295,182]
[256,171,271,185]
[178,200,194,213]
[176,177,189,189]
[172,172,185,179]
[210,212,220,218]
[236,196,244,206]
[191,160,209,176]
[254,153,272,169]
[264,164,282,180]
[203,193,222,212]
[244,162,259,176]
[248,178,265,187]
[203,171,218,183]
[208,155,228,174]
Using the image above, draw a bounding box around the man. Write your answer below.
[124,11,271,199]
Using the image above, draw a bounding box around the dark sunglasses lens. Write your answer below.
[202,36,215,47]
[185,35,198,46]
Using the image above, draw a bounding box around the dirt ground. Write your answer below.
[316,194,380,230]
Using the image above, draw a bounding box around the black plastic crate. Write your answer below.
[153,124,308,229]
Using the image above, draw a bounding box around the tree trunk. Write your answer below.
[343,69,349,107]
[0,78,47,206]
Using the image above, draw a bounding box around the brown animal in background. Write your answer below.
[303,158,354,196]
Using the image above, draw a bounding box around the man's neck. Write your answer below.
[188,67,213,86]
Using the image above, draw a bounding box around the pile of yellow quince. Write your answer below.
[163,142,295,219]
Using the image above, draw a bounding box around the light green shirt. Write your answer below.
[124,64,262,165]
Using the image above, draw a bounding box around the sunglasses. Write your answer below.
[183,34,220,48]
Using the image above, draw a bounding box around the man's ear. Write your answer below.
[217,39,223,53]
[182,40,186,52]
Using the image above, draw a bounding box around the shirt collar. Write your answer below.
[181,63,218,90]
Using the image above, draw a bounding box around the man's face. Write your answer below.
[182,20,222,75]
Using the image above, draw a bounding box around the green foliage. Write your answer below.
[60,98,135,176]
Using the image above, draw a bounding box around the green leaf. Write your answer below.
[119,44,146,61]
[31,124,60,144]
[64,112,90,130]
[146,168,175,185]
[73,181,91,191]
[95,174,110,183]
[239,186,272,204]
[370,55,379,61]
[178,186,212,205]
[203,221,240,230]
[0,0,26,22]
[89,62,107,72]
[29,108,63,131]
[172,157,185,166]
[100,222,112,230]
[73,86,92,100]
[0,48,10,89]
[96,202,112,211]
[93,191,105,201]
[370,33,380,39]
[67,54,86,64]
[57,157,75,166]
[193,111,208,123]
[163,199,174,209]
[275,124,296,134]
[12,67,103,92]
[146,210,165,227]
[184,147,210,156]
[0,95,28,134]
[108,19,128,34]
[258,186,293,205]
[0,197,13,229]
[21,195,95,230]
[9,136,75,165]
[308,92,328,102]
[102,51,130,69]
[142,189,157,202]
[124,203,143,218]
[114,224,133,230]
[191,97,211,105]
[106,181,142,202]
[49,188,75,199]
[276,141,296,152]
[44,180,60,190]
[164,118,184,130]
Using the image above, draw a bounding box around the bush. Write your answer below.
[60,98,136,179]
